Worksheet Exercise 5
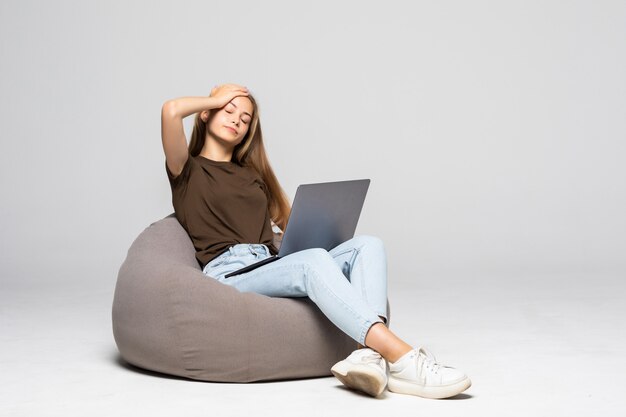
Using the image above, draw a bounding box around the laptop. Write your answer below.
[223,178,370,278]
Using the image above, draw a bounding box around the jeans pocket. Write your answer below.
[211,254,232,267]
[204,254,232,276]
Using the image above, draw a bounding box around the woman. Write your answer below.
[161,83,471,399]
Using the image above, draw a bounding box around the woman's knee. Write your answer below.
[352,234,386,253]
[298,247,334,267]
[297,248,341,279]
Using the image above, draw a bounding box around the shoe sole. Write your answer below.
[387,375,471,399]
[331,362,387,397]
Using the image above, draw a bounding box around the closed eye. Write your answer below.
[225,109,250,124]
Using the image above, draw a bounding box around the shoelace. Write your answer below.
[412,347,442,374]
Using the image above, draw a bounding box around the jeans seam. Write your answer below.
[342,242,388,320]
[332,245,370,310]
[348,247,369,302]
[303,263,379,345]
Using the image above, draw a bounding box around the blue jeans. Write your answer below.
[202,235,388,346]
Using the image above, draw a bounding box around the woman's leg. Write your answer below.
[364,322,413,363]
[327,235,413,361]
[325,237,472,398]
[205,244,384,346]
[204,243,471,399]
[327,234,389,328]
[203,242,414,362]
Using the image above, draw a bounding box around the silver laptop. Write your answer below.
[223,178,370,278]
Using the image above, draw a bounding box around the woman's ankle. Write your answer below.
[387,345,414,363]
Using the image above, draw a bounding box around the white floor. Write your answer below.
[1,272,625,416]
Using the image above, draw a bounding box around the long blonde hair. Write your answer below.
[187,93,291,232]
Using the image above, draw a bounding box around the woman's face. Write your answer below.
[205,96,254,145]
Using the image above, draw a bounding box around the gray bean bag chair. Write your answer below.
[112,213,391,382]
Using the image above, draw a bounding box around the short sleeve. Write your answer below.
[165,153,194,190]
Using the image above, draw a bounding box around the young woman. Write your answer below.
[161,83,471,399]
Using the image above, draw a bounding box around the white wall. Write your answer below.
[1,0,624,286]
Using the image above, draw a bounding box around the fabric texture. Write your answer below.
[165,152,278,269]
[111,213,392,382]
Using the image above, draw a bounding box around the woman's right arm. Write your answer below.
[161,96,220,177]
[161,85,248,177]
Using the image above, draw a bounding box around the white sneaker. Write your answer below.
[331,347,387,397]
[387,346,471,399]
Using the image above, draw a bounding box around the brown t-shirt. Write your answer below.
[165,152,279,269]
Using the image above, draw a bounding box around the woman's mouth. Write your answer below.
[225,126,237,134]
